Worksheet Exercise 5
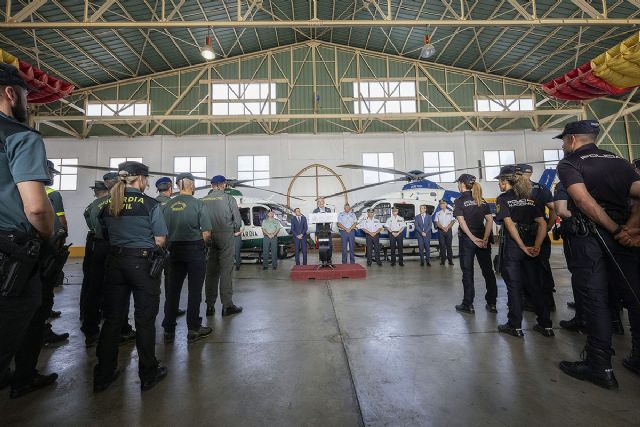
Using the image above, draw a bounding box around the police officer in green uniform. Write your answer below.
[155,176,185,317]
[41,161,69,346]
[0,63,58,398]
[162,172,213,344]
[201,175,243,317]
[80,180,108,321]
[93,161,168,392]
[155,177,173,206]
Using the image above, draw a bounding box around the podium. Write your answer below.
[308,212,338,268]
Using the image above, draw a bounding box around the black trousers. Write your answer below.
[82,239,109,336]
[389,233,403,264]
[0,272,40,383]
[80,232,95,320]
[501,238,551,329]
[95,254,160,382]
[563,236,584,322]
[9,269,55,387]
[524,236,555,309]
[438,229,453,263]
[366,234,381,264]
[459,234,497,306]
[567,229,640,358]
[162,242,206,332]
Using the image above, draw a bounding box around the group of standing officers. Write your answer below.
[1,56,640,399]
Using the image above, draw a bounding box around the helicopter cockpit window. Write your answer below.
[352,200,378,219]
[373,202,391,223]
[239,208,251,226]
[394,203,416,220]
[265,203,291,226]
[252,206,268,226]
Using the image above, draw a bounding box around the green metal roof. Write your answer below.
[0,0,638,89]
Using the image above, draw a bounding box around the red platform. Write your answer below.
[290,264,367,281]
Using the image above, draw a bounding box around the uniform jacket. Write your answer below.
[200,188,243,232]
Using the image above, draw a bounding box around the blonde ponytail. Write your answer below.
[109,173,139,217]
[471,182,483,207]
[511,175,532,199]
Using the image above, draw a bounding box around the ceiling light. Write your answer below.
[201,35,216,60]
[420,35,436,60]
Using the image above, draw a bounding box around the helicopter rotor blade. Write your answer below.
[231,174,340,186]
[77,165,211,181]
[322,177,407,199]
[234,183,304,201]
[336,164,415,178]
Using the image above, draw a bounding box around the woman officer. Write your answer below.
[494,165,553,338]
[93,161,169,392]
[453,174,498,314]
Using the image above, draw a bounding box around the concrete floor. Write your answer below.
[2,247,640,427]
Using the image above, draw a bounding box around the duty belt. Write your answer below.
[110,246,153,258]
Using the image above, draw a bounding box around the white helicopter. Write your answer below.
[320,163,558,257]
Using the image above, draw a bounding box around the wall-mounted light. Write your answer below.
[201,30,216,60]
[420,35,436,60]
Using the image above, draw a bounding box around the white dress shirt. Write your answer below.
[435,209,455,229]
[359,217,382,234]
[385,215,406,232]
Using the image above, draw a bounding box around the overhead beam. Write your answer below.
[88,0,117,22]
[8,0,47,22]
[570,0,604,19]
[505,0,532,20]
[3,18,640,29]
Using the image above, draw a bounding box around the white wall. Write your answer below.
[44,129,562,246]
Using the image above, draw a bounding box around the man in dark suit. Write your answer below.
[415,204,432,266]
[290,208,308,265]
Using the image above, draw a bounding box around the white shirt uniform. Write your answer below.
[337,211,358,229]
[435,209,455,229]
[385,215,406,232]
[359,217,382,234]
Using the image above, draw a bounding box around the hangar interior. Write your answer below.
[1,1,640,425]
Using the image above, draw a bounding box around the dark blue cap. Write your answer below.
[103,172,118,182]
[553,120,600,139]
[517,163,533,174]
[119,161,149,177]
[457,173,476,185]
[211,175,226,184]
[0,63,28,89]
[155,176,172,190]
[494,165,520,180]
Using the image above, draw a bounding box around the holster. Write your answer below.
[560,216,589,238]
[40,229,71,282]
[516,223,538,247]
[149,246,170,279]
[0,232,42,297]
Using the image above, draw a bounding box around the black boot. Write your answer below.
[559,346,618,390]
[559,316,585,333]
[622,345,640,376]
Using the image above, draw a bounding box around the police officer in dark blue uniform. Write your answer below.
[93,161,169,392]
[0,63,58,398]
[556,120,640,390]
[162,172,213,344]
[519,163,557,312]
[495,165,553,338]
[453,174,497,314]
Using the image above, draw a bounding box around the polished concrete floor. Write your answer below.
[2,247,640,427]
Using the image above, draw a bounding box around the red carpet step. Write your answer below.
[290,264,367,281]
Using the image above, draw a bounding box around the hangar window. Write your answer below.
[86,102,149,116]
[362,152,394,184]
[543,149,564,169]
[423,151,455,183]
[212,83,277,115]
[174,156,207,180]
[238,155,270,187]
[47,158,78,191]
[353,81,417,114]
[109,157,143,169]
[474,96,534,112]
[484,150,515,182]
